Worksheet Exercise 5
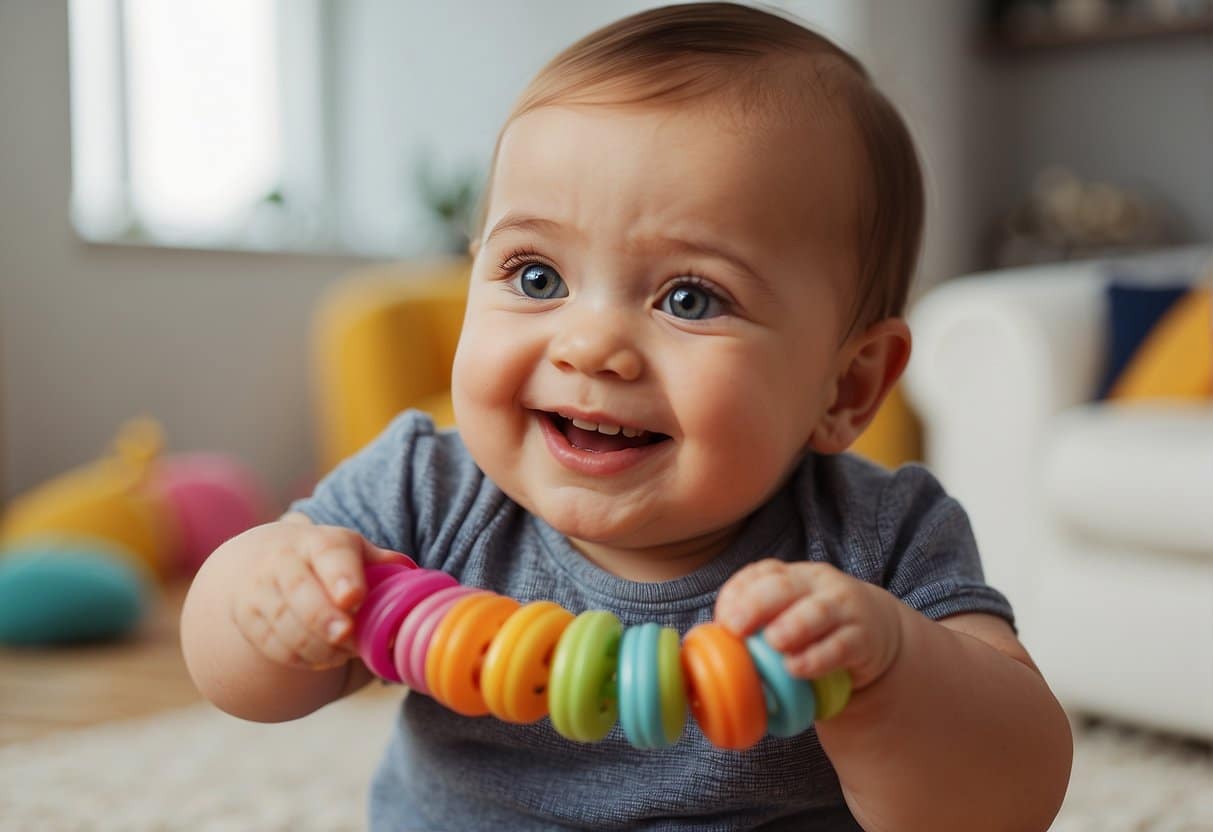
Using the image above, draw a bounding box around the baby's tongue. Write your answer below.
[564,422,647,453]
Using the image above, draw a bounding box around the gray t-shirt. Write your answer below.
[291,410,1013,831]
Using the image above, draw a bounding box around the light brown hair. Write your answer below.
[470,2,924,332]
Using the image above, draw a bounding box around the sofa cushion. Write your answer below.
[1097,281,1192,399]
[1109,287,1212,401]
[1043,403,1213,559]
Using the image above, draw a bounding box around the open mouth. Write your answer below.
[544,412,671,454]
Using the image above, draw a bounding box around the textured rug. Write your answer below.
[1,693,1210,831]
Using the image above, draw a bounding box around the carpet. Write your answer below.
[2,694,1211,831]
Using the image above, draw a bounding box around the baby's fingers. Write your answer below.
[762,594,840,654]
[275,553,357,648]
[306,527,375,611]
[716,560,827,636]
[783,624,863,680]
[306,527,414,612]
[235,578,343,669]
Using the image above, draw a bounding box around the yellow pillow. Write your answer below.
[1109,287,1212,401]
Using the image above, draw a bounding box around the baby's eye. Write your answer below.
[514,263,568,300]
[659,282,724,320]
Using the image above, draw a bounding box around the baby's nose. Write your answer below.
[547,317,643,381]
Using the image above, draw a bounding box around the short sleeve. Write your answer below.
[877,464,1016,629]
[288,410,435,556]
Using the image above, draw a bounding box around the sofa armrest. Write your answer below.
[901,263,1107,623]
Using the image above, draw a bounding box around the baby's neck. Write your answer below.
[567,523,741,583]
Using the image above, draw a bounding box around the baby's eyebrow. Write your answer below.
[482,212,567,248]
[634,233,772,297]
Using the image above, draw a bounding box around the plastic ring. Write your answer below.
[425,592,521,716]
[480,601,575,724]
[811,668,852,721]
[746,631,816,738]
[681,622,767,750]
[363,559,418,591]
[656,626,688,746]
[355,568,457,681]
[548,610,622,743]
[619,623,687,748]
[394,584,485,693]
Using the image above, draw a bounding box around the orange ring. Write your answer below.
[681,622,766,750]
[480,601,575,723]
[425,593,520,716]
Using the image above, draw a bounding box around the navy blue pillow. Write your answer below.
[1097,280,1191,399]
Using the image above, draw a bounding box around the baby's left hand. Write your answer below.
[715,559,903,691]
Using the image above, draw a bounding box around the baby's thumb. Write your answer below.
[363,542,418,569]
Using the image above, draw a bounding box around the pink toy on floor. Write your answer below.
[153,453,270,575]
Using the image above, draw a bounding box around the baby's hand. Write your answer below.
[714,560,903,691]
[229,521,412,671]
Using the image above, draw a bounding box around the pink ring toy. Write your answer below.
[364,560,417,591]
[356,568,427,677]
[398,585,490,694]
[356,569,457,681]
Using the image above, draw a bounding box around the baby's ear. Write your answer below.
[808,318,911,455]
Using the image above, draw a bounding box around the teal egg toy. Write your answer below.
[0,540,150,646]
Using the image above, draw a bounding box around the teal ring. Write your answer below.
[746,631,816,738]
[619,624,669,748]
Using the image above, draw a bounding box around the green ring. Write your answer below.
[655,626,687,745]
[548,610,622,742]
[811,669,852,720]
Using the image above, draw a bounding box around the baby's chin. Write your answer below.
[536,494,741,560]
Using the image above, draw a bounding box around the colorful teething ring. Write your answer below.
[548,610,623,742]
[682,622,767,750]
[355,568,456,681]
[480,600,575,724]
[356,563,852,750]
[746,631,817,738]
[394,583,486,693]
[618,623,687,749]
[425,592,521,716]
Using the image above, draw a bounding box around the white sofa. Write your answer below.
[903,246,1213,740]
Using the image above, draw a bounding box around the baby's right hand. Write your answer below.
[229,517,412,671]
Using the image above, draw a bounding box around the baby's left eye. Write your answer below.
[659,282,724,320]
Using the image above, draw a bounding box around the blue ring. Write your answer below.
[619,624,670,748]
[746,631,817,738]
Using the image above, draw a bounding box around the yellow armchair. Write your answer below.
[312,259,470,474]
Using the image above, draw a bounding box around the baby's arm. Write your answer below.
[717,561,1072,832]
[179,514,409,722]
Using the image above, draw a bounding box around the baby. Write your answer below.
[181,4,1073,830]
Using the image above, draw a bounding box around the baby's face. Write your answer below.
[452,101,861,561]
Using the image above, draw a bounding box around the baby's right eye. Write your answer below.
[513,263,568,300]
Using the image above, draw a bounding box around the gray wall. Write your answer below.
[0,2,369,506]
[985,34,1213,244]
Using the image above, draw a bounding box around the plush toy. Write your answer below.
[0,540,150,645]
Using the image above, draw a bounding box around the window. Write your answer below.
[69,0,329,251]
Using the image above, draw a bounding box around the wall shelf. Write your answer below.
[989,13,1213,53]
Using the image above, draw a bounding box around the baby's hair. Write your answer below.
[470,2,924,333]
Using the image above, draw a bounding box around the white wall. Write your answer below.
[0,2,369,504]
